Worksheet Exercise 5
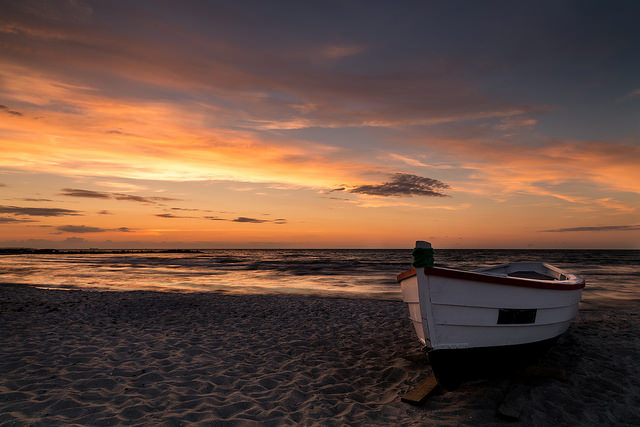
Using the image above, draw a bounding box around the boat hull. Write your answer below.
[398,263,584,386]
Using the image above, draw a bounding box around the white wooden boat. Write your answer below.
[398,241,585,386]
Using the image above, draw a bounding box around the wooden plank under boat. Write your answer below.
[397,241,585,388]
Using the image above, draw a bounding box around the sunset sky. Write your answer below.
[1,1,639,249]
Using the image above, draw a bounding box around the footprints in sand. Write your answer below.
[5,286,635,424]
[1,287,426,425]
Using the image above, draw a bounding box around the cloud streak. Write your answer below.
[233,217,269,223]
[155,213,195,219]
[0,205,81,217]
[233,217,287,224]
[0,216,36,223]
[60,188,110,199]
[56,225,133,233]
[60,188,178,204]
[0,105,22,116]
[205,216,287,224]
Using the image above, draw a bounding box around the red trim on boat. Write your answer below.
[397,267,585,290]
[397,268,417,282]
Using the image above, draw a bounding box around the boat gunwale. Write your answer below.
[396,266,585,290]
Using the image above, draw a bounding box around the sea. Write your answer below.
[0,249,638,302]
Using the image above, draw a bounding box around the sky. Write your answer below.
[1,0,639,249]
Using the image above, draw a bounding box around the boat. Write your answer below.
[397,241,585,388]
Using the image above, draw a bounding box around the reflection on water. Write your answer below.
[0,249,638,301]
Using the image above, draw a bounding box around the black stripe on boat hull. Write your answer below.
[428,336,560,390]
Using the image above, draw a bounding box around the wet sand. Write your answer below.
[1,284,639,425]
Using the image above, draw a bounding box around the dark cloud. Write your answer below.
[0,216,35,223]
[61,188,111,198]
[204,216,286,224]
[0,205,81,217]
[232,217,287,224]
[540,225,640,232]
[56,225,133,233]
[57,225,108,233]
[0,183,6,187]
[60,188,179,204]
[112,194,153,203]
[112,193,178,203]
[98,210,112,215]
[0,105,22,116]
[346,173,450,197]
[233,217,268,223]
[155,213,190,218]
[21,198,53,202]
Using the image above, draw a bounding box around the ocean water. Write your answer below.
[0,249,638,301]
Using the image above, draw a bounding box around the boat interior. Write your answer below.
[475,262,569,281]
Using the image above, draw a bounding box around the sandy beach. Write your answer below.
[1,284,639,426]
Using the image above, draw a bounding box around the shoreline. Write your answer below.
[1,284,638,425]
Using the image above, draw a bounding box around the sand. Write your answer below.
[1,284,639,426]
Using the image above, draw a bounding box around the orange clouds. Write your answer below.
[415,135,640,204]
[0,65,387,188]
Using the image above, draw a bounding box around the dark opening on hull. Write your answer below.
[497,308,537,324]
